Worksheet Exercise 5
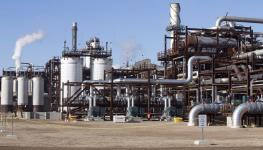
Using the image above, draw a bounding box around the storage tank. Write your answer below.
[32,76,44,112]
[17,76,28,111]
[60,57,83,109]
[91,58,112,80]
[1,76,13,112]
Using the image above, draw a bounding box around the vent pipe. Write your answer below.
[72,22,78,51]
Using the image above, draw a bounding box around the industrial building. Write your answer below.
[2,2,263,129]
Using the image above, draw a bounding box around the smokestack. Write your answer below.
[72,22,77,51]
[170,3,181,49]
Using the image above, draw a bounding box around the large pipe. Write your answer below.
[72,22,77,51]
[155,56,211,84]
[232,102,263,128]
[188,104,221,126]
[216,16,263,27]
[168,96,171,108]
[235,49,263,59]
[187,36,237,48]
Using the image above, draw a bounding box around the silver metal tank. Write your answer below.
[32,76,44,112]
[1,76,13,112]
[17,76,28,111]
[60,57,83,110]
[91,58,112,80]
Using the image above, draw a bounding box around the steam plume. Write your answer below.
[121,39,141,66]
[12,31,44,72]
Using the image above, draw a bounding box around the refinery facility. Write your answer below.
[3,1,263,149]
[2,2,263,129]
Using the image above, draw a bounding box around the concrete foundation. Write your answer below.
[21,112,62,120]
[0,105,13,112]
[33,105,44,112]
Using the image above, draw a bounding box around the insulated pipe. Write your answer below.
[160,85,164,97]
[235,49,263,59]
[93,95,97,107]
[232,102,263,128]
[131,96,135,107]
[155,56,211,85]
[164,97,168,109]
[168,96,172,108]
[117,85,121,97]
[90,86,93,97]
[188,104,221,126]
[88,97,92,109]
[216,16,263,27]
[127,97,130,108]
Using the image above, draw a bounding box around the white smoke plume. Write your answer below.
[120,39,141,66]
[12,31,44,72]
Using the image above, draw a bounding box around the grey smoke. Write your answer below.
[12,31,44,72]
[120,39,141,66]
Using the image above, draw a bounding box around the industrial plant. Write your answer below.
[2,2,263,130]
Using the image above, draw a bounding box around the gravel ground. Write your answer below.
[0,119,263,149]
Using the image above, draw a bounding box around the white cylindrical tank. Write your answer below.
[1,76,13,112]
[32,76,44,112]
[91,58,112,80]
[17,76,29,109]
[60,57,83,109]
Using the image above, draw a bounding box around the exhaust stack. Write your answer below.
[72,22,78,51]
[170,3,181,49]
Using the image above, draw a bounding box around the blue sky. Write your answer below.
[1,0,263,75]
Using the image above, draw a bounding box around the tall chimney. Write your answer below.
[170,3,181,49]
[72,22,78,51]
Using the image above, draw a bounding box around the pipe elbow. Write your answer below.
[186,56,211,82]
[188,103,221,126]
[215,16,225,27]
[188,104,204,126]
[232,103,249,128]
